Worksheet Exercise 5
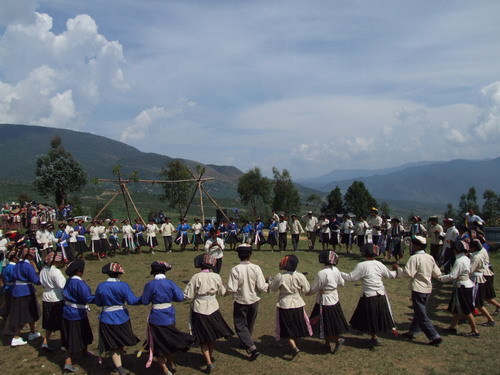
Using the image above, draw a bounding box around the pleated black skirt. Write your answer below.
[474,282,486,308]
[136,235,148,247]
[147,323,196,357]
[62,317,93,353]
[66,243,76,261]
[253,233,267,245]
[7,293,40,326]
[98,320,140,352]
[147,236,159,247]
[349,294,395,334]
[0,291,12,319]
[448,286,475,315]
[484,275,496,299]
[75,240,89,253]
[42,300,64,331]
[91,239,102,253]
[329,233,340,245]
[174,234,190,245]
[190,310,234,344]
[277,307,312,339]
[225,233,239,245]
[310,302,349,337]
[192,233,204,245]
[100,239,110,252]
[267,233,278,246]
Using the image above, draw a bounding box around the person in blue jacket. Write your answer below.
[175,218,191,252]
[8,243,42,347]
[0,249,17,323]
[61,259,95,372]
[55,223,70,262]
[253,218,266,250]
[140,261,195,374]
[94,262,141,375]
[133,218,147,254]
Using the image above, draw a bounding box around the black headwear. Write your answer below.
[362,243,380,258]
[194,254,217,269]
[279,254,299,272]
[452,240,469,254]
[318,250,339,265]
[150,261,172,274]
[66,259,85,277]
[236,244,252,258]
[101,262,125,275]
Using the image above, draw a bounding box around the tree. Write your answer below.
[271,167,301,217]
[160,160,194,216]
[458,187,480,217]
[343,181,378,218]
[379,201,391,216]
[33,136,87,206]
[306,193,324,212]
[443,203,457,220]
[237,167,272,219]
[482,190,499,223]
[321,186,343,215]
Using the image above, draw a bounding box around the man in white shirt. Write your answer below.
[205,228,225,274]
[289,215,304,251]
[226,245,268,361]
[427,216,444,262]
[160,217,175,252]
[395,236,442,346]
[367,208,383,245]
[465,209,484,230]
[303,211,319,251]
[277,214,290,253]
[441,218,459,273]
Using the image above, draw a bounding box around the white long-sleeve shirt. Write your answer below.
[39,265,66,302]
[439,253,474,288]
[160,222,175,236]
[341,260,397,297]
[226,261,268,305]
[306,266,344,306]
[184,271,226,315]
[269,271,310,309]
[205,237,224,259]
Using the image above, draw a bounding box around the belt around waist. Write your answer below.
[65,301,88,309]
[102,305,124,312]
[152,302,172,309]
[15,281,32,286]
[194,295,216,300]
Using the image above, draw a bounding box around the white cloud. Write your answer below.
[472,81,500,141]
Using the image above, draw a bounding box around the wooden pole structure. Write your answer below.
[98,178,213,184]
[93,190,120,220]
[122,184,146,224]
[199,184,230,222]
[199,181,205,223]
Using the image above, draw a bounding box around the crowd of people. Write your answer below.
[0,203,498,374]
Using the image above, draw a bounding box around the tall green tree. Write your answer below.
[379,201,391,216]
[321,186,343,215]
[443,203,457,220]
[343,181,378,217]
[33,135,87,206]
[306,193,324,212]
[458,187,480,217]
[237,167,272,219]
[271,167,301,217]
[482,190,499,223]
[160,160,194,216]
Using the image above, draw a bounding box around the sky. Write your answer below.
[1,0,499,179]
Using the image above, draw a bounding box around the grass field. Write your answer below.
[1,239,499,375]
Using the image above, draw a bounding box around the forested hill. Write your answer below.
[0,123,243,195]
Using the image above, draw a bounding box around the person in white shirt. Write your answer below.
[184,254,234,374]
[146,219,159,254]
[205,228,225,274]
[36,222,54,258]
[427,216,444,262]
[39,251,66,351]
[354,215,369,251]
[367,208,383,246]
[121,219,135,255]
[160,217,175,253]
[441,218,459,273]
[269,254,311,358]
[88,220,102,260]
[394,236,442,346]
[277,214,290,253]
[318,215,331,251]
[306,250,348,354]
[289,215,304,251]
[303,211,319,251]
[341,214,354,254]
[65,218,77,261]
[341,243,397,346]
[438,240,479,337]
[465,209,484,230]
[226,245,268,361]
[191,218,204,251]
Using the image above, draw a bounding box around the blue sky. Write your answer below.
[1,0,499,178]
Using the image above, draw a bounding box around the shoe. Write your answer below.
[11,337,28,347]
[492,309,499,316]
[479,321,496,327]
[41,343,53,351]
[28,331,41,340]
[248,350,260,361]
[63,364,79,372]
[205,363,215,374]
[369,338,381,346]
[401,332,415,341]
[332,337,345,354]
[442,327,457,334]
[151,251,155,254]
[428,337,443,346]
[462,332,480,338]
[289,347,300,358]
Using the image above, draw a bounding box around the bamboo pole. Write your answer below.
[97,178,213,184]
[199,181,205,223]
[123,184,146,224]
[200,184,230,222]
[93,190,120,220]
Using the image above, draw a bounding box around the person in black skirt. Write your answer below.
[94,262,141,375]
[39,251,66,351]
[8,243,42,347]
[269,254,312,358]
[62,260,95,372]
[438,240,480,337]
[74,219,89,259]
[341,243,398,346]
[307,250,349,353]
[184,254,234,373]
[140,261,195,374]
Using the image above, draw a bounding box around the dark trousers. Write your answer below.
[409,291,440,340]
[372,234,380,246]
[430,244,443,262]
[213,257,223,274]
[307,231,317,250]
[233,301,259,353]
[163,236,173,251]
[291,234,300,250]
[279,232,287,251]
